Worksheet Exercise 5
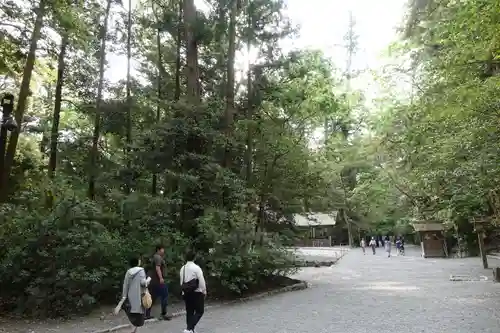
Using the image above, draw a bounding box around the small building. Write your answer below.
[293,212,338,247]
[412,222,447,258]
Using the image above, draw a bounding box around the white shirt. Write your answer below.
[180,261,206,294]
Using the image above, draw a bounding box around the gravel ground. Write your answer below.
[5,246,500,333]
[138,246,500,333]
[292,246,349,262]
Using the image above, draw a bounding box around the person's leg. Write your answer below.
[160,284,167,316]
[185,293,196,331]
[191,292,205,330]
[158,284,172,319]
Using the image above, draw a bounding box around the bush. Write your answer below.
[0,199,126,317]
[198,209,297,297]
[0,195,298,318]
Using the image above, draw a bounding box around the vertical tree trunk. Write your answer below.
[88,0,112,200]
[46,34,68,208]
[244,3,253,186]
[174,0,182,102]
[124,0,133,194]
[223,0,237,168]
[0,0,45,201]
[183,0,199,103]
[151,21,162,196]
[245,68,253,186]
[162,0,183,197]
[340,11,358,247]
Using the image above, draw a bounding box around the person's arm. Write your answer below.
[196,266,207,295]
[179,266,184,286]
[121,272,130,300]
[139,269,149,287]
[154,256,164,283]
[114,272,129,315]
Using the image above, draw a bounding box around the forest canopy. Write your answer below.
[0,0,498,318]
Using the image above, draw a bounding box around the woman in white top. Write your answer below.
[180,251,207,333]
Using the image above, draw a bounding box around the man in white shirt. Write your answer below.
[180,251,206,333]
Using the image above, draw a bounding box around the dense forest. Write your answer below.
[0,0,498,318]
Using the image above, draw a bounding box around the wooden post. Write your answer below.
[478,231,488,269]
[474,218,489,269]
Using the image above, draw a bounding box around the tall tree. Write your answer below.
[0,0,46,201]
[88,0,112,199]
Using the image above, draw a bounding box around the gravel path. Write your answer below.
[139,246,500,333]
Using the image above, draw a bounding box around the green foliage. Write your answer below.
[0,199,124,317]
[0,0,357,319]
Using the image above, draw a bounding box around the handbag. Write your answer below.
[142,289,153,309]
[181,265,199,293]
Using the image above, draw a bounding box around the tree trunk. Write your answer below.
[223,0,237,168]
[151,21,162,196]
[183,0,199,103]
[46,34,68,208]
[174,0,182,102]
[88,0,112,200]
[0,0,45,201]
[244,7,253,186]
[124,0,133,194]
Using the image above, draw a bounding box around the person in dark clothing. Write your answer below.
[180,251,207,333]
[145,245,172,320]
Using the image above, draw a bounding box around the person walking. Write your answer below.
[385,236,392,257]
[369,237,377,255]
[180,251,207,333]
[146,245,172,320]
[360,238,366,254]
[114,257,151,333]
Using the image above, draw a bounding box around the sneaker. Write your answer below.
[183,330,193,333]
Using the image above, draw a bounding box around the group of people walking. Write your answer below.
[360,236,405,257]
[115,245,206,333]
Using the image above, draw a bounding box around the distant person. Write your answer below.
[396,237,405,256]
[360,238,366,254]
[114,257,151,333]
[385,236,392,257]
[369,237,377,255]
[146,245,172,320]
[180,251,207,333]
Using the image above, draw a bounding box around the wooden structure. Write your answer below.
[472,217,490,269]
[412,223,447,258]
[294,212,338,247]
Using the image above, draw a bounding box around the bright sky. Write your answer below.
[107,0,407,99]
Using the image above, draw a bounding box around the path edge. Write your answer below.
[90,281,308,333]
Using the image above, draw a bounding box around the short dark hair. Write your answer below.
[155,244,164,252]
[185,250,196,261]
[129,257,139,268]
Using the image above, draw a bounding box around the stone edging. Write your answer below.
[294,260,338,267]
[90,281,308,333]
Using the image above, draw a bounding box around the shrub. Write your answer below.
[0,195,298,318]
[0,199,125,317]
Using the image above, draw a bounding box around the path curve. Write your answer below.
[141,246,500,333]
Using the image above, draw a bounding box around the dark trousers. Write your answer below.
[184,291,204,331]
[146,283,168,317]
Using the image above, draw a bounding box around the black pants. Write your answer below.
[184,291,204,331]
